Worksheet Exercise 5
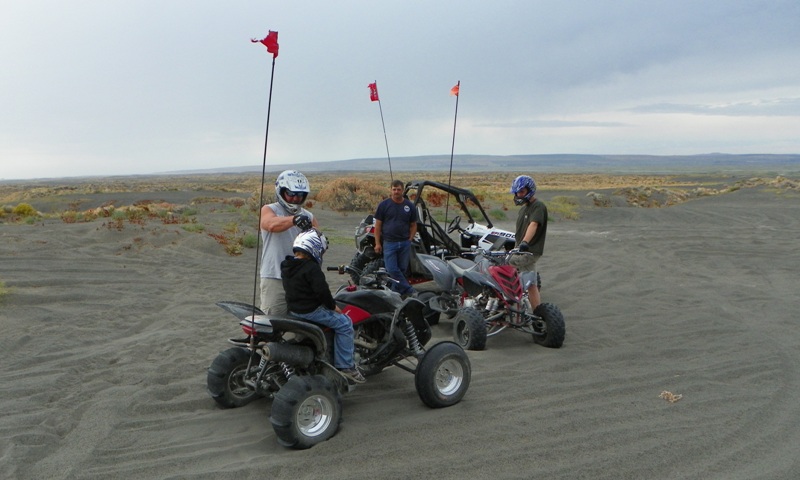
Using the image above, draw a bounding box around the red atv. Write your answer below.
[416,247,565,351]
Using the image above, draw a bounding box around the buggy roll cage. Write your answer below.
[403,180,495,257]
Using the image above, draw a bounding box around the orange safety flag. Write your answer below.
[252,30,279,58]
[368,82,379,102]
[450,84,459,96]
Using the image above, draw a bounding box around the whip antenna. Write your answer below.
[445,81,460,224]
[369,81,393,181]
[250,30,280,318]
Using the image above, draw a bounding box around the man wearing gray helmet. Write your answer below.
[259,170,318,315]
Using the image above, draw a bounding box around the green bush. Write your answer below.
[12,203,38,217]
[181,224,205,233]
[241,232,259,248]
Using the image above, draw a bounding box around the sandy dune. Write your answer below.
[1,179,799,479]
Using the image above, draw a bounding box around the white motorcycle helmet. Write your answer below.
[292,229,329,264]
[275,170,310,215]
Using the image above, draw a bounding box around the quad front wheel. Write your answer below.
[415,341,471,408]
[207,347,261,408]
[532,302,565,348]
[453,307,487,351]
[270,375,342,449]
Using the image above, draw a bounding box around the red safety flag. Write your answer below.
[368,82,379,102]
[450,84,459,96]
[252,30,279,58]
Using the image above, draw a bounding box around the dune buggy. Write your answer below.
[346,180,515,288]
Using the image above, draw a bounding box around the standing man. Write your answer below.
[374,179,417,297]
[510,175,547,308]
[260,170,318,315]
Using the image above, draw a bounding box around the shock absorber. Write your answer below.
[280,362,295,379]
[485,297,499,313]
[403,321,425,356]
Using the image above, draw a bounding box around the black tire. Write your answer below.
[414,341,471,408]
[416,291,440,326]
[207,347,261,408]
[453,307,487,351]
[348,252,370,284]
[270,375,342,449]
[361,258,385,278]
[532,302,565,348]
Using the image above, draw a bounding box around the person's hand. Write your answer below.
[292,214,312,231]
[374,243,382,254]
[518,241,529,252]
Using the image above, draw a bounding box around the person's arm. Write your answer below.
[408,221,417,241]
[521,221,538,243]
[260,206,318,232]
[310,267,337,310]
[260,205,294,232]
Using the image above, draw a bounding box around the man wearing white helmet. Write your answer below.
[510,175,547,308]
[259,170,318,315]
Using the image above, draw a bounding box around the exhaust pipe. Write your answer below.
[264,342,315,367]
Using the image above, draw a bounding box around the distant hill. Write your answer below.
[167,153,800,175]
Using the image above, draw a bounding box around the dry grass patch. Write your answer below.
[315,178,386,212]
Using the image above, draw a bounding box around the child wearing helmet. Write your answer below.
[259,170,318,315]
[280,229,366,384]
[510,175,548,308]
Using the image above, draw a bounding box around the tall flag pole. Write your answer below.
[250,30,280,316]
[369,81,393,181]
[445,81,460,224]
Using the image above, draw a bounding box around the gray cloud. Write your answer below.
[628,98,800,117]
[1,0,799,179]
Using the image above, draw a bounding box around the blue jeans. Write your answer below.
[291,306,355,369]
[383,240,414,295]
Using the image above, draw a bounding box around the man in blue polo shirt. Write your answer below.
[373,180,417,296]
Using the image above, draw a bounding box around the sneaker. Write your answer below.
[339,367,366,384]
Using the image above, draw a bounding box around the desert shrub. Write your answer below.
[425,190,447,207]
[489,209,507,220]
[0,280,9,303]
[12,203,38,217]
[241,232,259,248]
[315,178,385,212]
[548,196,580,220]
[226,198,246,208]
[182,223,205,233]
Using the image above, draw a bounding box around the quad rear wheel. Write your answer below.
[207,347,261,408]
[270,375,342,449]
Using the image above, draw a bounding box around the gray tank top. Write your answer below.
[259,203,314,279]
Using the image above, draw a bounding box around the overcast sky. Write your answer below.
[2,0,799,180]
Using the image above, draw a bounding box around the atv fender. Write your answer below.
[393,298,432,346]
